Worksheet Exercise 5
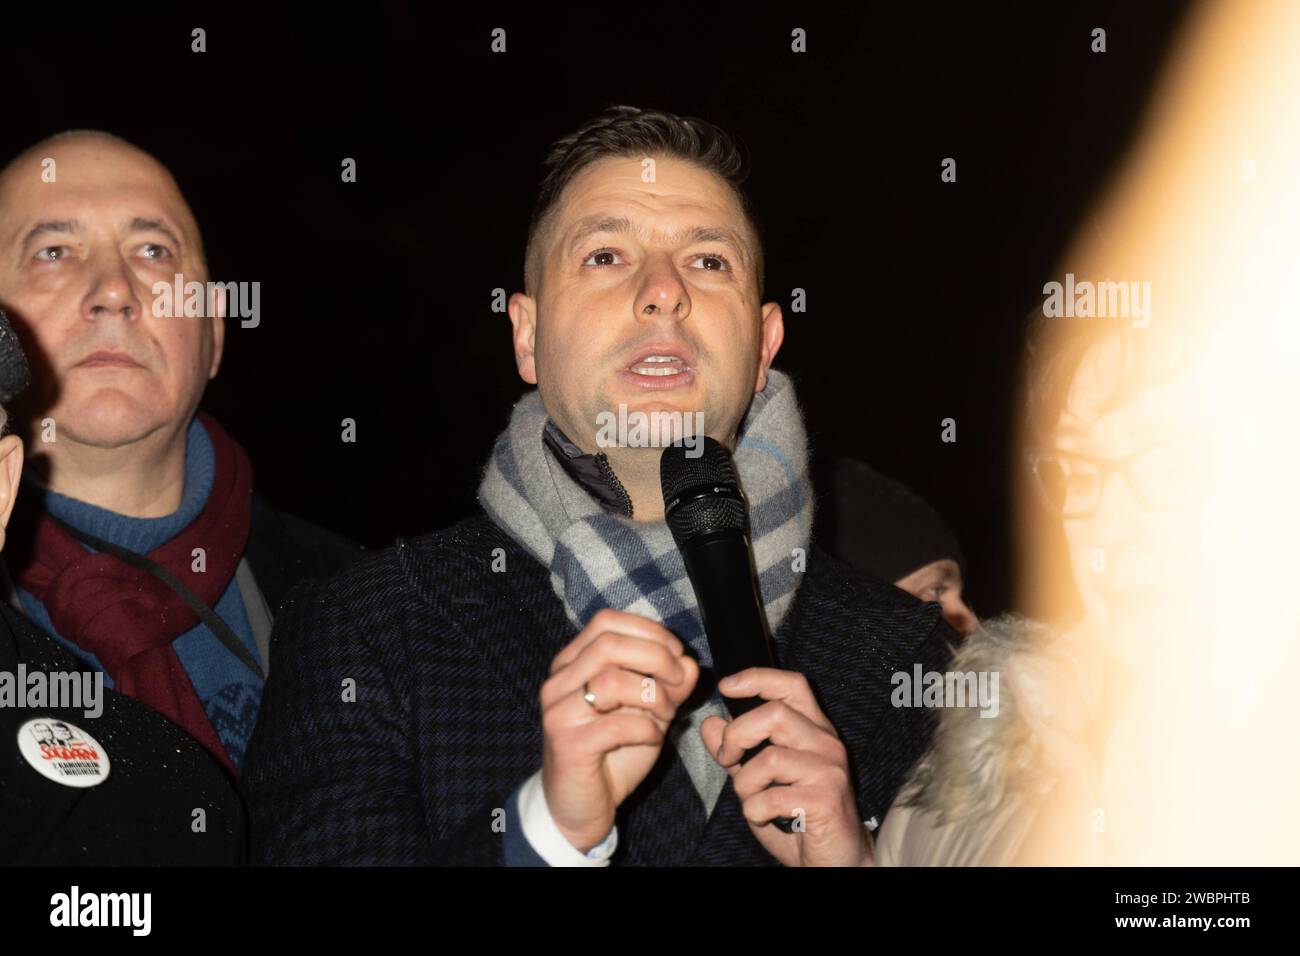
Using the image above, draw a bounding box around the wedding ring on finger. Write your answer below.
[582,681,599,710]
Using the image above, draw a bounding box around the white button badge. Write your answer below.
[16,717,111,788]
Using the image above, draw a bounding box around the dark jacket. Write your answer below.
[0,599,247,864]
[242,512,957,866]
[245,493,366,618]
[0,493,361,865]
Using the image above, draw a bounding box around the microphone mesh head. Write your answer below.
[660,436,747,540]
[0,308,31,405]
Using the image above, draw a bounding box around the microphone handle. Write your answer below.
[723,694,796,833]
[680,532,796,833]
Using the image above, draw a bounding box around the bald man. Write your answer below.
[0,306,246,864]
[0,131,361,780]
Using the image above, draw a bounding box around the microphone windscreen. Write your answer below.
[660,436,747,540]
[0,309,31,405]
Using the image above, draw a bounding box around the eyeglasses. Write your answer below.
[1025,438,1202,519]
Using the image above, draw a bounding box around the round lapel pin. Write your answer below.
[16,718,111,787]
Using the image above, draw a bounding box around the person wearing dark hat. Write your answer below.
[0,307,245,863]
[0,130,362,780]
[823,457,978,637]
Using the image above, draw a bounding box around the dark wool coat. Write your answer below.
[241,513,957,866]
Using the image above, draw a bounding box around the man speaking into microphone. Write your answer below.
[242,105,957,866]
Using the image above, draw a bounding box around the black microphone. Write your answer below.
[660,435,796,833]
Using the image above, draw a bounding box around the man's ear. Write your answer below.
[208,284,226,380]
[507,292,538,385]
[0,433,25,552]
[754,301,785,393]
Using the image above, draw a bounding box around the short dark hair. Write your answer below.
[523,105,765,300]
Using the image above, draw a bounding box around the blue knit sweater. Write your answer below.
[17,418,264,770]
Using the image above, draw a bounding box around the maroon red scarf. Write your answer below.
[17,412,253,777]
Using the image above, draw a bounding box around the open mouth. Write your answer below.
[620,353,696,390]
[617,341,698,391]
[628,355,689,377]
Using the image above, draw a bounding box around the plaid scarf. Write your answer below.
[476,368,814,673]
